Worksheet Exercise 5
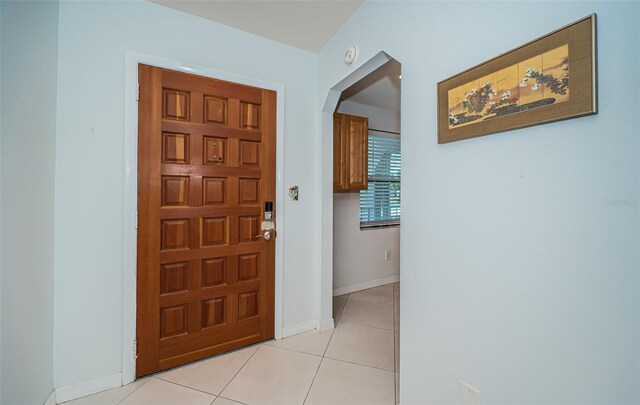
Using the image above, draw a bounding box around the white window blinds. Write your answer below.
[360,133,401,228]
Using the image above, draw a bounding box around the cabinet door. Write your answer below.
[333,113,347,190]
[346,115,368,190]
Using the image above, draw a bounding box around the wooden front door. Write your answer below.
[136,65,276,377]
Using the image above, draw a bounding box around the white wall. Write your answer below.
[0,4,3,401]
[334,100,400,292]
[318,2,640,403]
[0,1,58,403]
[54,0,318,388]
[337,100,400,132]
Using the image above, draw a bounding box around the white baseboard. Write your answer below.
[281,319,317,338]
[333,274,399,297]
[44,390,56,405]
[316,318,334,332]
[55,373,122,403]
[280,317,335,339]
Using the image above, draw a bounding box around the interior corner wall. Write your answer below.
[0,4,3,401]
[319,1,640,403]
[333,100,400,292]
[0,3,3,402]
[0,1,59,403]
[53,0,318,388]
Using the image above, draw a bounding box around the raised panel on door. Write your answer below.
[346,115,368,190]
[137,65,276,377]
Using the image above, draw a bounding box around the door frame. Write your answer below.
[318,51,397,329]
[122,51,286,385]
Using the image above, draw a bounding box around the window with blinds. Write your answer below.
[360,133,401,228]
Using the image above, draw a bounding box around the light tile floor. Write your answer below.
[64,282,400,405]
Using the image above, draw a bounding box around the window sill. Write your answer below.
[359,223,400,230]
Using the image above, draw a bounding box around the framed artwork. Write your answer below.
[438,14,597,144]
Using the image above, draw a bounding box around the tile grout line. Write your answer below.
[266,291,349,359]
[344,292,402,373]
[150,342,263,400]
[316,289,397,399]
[301,292,349,404]
[349,299,394,306]
[323,355,396,373]
[302,356,324,404]
[216,344,262,400]
[334,292,350,327]
[327,319,396,370]
[339,319,396,332]
[116,378,151,405]
[322,292,349,358]
[153,377,219,397]
[305,290,396,400]
[264,343,324,358]
[321,295,343,358]
[217,395,249,405]
[340,287,396,332]
[334,289,397,373]
[138,345,261,405]
[348,298,394,307]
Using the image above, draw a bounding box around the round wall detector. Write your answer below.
[344,45,358,65]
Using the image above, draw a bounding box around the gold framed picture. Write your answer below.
[438,14,597,144]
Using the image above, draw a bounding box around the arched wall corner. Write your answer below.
[317,50,398,330]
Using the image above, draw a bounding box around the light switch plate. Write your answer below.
[460,381,481,405]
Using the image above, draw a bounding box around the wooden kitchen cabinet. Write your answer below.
[334,113,368,191]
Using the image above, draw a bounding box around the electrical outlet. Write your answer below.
[385,250,392,261]
[460,381,481,405]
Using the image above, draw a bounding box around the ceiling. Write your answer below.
[149,0,364,52]
[341,60,401,112]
